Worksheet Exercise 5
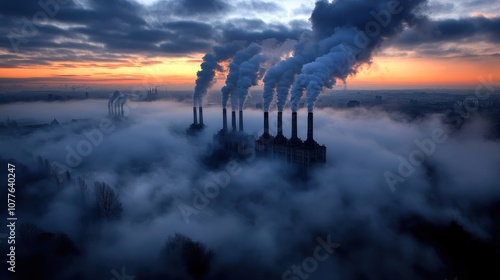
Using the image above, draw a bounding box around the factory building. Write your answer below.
[211,107,326,171]
[212,109,255,160]
[186,106,206,135]
[256,111,326,170]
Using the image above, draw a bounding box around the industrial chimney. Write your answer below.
[288,111,302,146]
[239,110,244,131]
[263,112,269,136]
[193,107,198,125]
[307,112,313,141]
[273,111,287,144]
[222,108,228,131]
[277,111,283,136]
[291,112,298,139]
[231,111,237,131]
[198,107,204,126]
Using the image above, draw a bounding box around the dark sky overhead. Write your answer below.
[0,0,498,90]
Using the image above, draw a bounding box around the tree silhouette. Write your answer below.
[161,233,214,280]
[94,181,123,221]
[78,176,88,206]
[18,222,42,249]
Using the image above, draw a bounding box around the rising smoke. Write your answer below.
[220,43,262,109]
[264,0,428,113]
[193,41,246,107]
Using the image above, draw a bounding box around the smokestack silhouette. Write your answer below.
[277,111,283,136]
[307,112,313,141]
[264,112,269,136]
[239,110,244,131]
[199,107,204,126]
[223,108,228,131]
[193,107,198,125]
[231,111,236,131]
[291,112,298,139]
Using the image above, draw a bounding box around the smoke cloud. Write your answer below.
[1,100,499,280]
[237,54,267,110]
[290,0,428,112]
[193,41,245,107]
[221,43,262,109]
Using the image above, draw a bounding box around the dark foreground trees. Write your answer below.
[160,233,215,280]
[94,181,123,221]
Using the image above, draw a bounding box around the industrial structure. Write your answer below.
[186,106,206,135]
[255,111,326,169]
[212,109,255,159]
[210,107,327,172]
[108,90,128,117]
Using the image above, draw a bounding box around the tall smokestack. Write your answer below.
[193,107,198,125]
[231,111,236,131]
[198,107,204,126]
[264,112,269,136]
[239,110,244,131]
[277,111,283,136]
[223,108,228,131]
[291,112,298,139]
[307,112,313,141]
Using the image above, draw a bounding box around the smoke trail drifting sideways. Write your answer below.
[291,0,427,112]
[221,43,262,108]
[193,41,245,107]
[262,29,350,112]
[294,43,358,112]
[260,39,297,112]
[237,54,268,110]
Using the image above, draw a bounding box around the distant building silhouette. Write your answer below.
[347,100,360,108]
[50,118,60,126]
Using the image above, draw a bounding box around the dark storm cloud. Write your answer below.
[463,0,498,8]
[310,0,427,47]
[386,16,500,57]
[396,16,500,44]
[169,0,229,16]
[0,0,300,67]
[221,19,307,43]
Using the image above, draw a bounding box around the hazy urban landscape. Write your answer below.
[1,0,499,279]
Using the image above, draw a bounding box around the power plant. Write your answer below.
[256,111,326,169]
[108,90,128,117]
[186,105,206,135]
[212,108,256,159]
[210,105,326,172]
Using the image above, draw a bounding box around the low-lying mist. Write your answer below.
[1,99,499,280]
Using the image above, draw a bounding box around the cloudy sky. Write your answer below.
[0,0,499,91]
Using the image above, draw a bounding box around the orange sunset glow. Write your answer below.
[1,54,498,91]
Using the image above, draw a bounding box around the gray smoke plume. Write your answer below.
[221,43,262,109]
[290,0,427,112]
[237,54,268,110]
[291,41,358,112]
[193,41,245,107]
[262,28,356,112]
[108,90,121,107]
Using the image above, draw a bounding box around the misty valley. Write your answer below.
[0,98,499,280]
